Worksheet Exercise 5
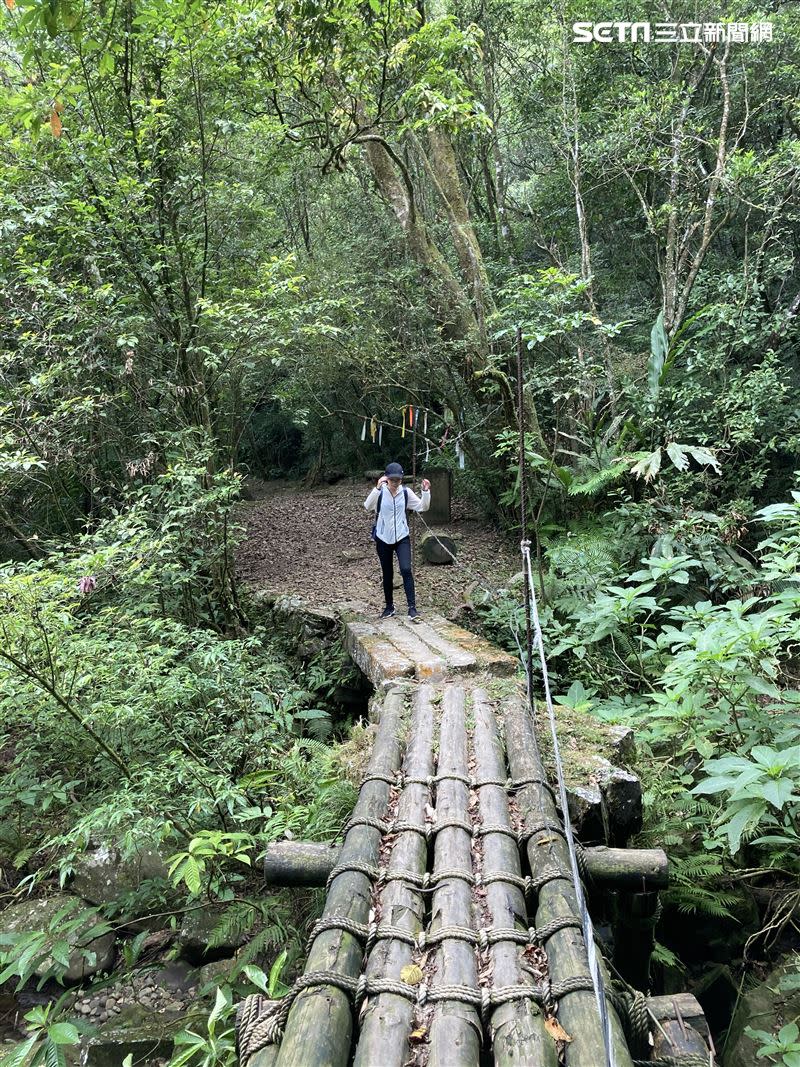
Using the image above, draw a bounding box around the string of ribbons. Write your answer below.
[358,407,466,468]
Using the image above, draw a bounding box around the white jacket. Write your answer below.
[364,485,431,544]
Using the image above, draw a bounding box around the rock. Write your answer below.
[145,961,198,993]
[342,547,368,562]
[82,1004,195,1067]
[178,905,247,963]
[565,759,643,846]
[566,783,604,841]
[725,954,800,1067]
[595,763,642,845]
[0,894,116,982]
[419,531,457,565]
[198,958,234,990]
[606,725,636,763]
[70,844,169,909]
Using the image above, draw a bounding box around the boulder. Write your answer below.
[724,954,800,1067]
[565,759,643,845]
[198,958,235,990]
[82,1004,197,1067]
[595,762,643,845]
[178,905,249,963]
[70,844,169,909]
[606,724,636,763]
[419,531,457,565]
[1,894,115,982]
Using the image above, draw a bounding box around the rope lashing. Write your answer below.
[431,817,474,835]
[418,924,479,947]
[509,774,558,802]
[236,971,360,1063]
[390,819,430,838]
[325,859,380,889]
[342,814,392,834]
[304,915,371,954]
[472,822,518,841]
[517,819,568,844]
[235,965,676,1065]
[359,770,403,787]
[633,1059,711,1067]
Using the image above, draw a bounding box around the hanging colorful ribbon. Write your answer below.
[401,406,407,439]
[423,410,428,435]
[360,418,367,442]
[378,424,383,445]
[370,416,377,444]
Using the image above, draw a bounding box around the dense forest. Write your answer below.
[1,0,800,1064]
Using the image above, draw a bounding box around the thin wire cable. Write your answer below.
[513,323,616,1067]
[521,541,618,1067]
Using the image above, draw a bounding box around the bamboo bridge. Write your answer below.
[236,607,714,1067]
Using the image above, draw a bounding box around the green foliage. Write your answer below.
[692,748,800,856]
[0,1000,82,1067]
[745,1022,800,1067]
[0,899,112,991]
[168,833,255,898]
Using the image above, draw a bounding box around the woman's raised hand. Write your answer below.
[421,478,431,491]
[377,475,389,487]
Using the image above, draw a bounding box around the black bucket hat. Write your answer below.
[385,462,404,478]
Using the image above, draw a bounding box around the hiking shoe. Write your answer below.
[379,606,396,619]
[408,606,421,621]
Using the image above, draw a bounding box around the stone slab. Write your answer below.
[376,617,447,681]
[395,616,477,671]
[425,612,518,675]
[343,620,415,688]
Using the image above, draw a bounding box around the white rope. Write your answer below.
[520,538,618,1067]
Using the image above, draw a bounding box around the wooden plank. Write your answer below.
[472,689,557,1067]
[426,686,482,1067]
[353,685,437,1067]
[503,695,633,1067]
[274,690,407,1067]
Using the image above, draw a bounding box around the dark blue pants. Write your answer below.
[375,535,415,609]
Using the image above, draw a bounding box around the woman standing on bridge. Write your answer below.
[364,462,431,620]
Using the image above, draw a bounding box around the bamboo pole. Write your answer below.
[427,685,482,1067]
[503,694,634,1067]
[472,689,557,1067]
[262,842,340,886]
[263,842,668,891]
[583,847,668,890]
[273,688,408,1067]
[353,685,437,1067]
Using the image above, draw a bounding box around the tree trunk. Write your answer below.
[272,689,407,1067]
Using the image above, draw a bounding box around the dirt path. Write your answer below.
[236,478,519,619]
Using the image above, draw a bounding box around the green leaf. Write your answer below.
[725,802,763,854]
[666,442,689,471]
[242,964,269,994]
[0,1036,39,1067]
[685,446,721,474]
[630,448,662,482]
[44,1039,66,1067]
[778,1022,799,1045]
[46,1023,79,1046]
